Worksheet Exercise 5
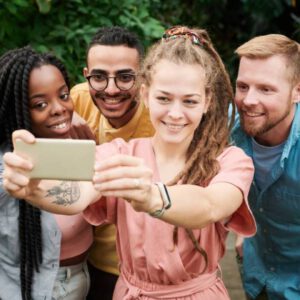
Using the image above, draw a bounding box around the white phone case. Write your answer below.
[15,138,96,181]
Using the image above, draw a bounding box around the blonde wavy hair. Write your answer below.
[235,34,300,85]
[141,26,234,272]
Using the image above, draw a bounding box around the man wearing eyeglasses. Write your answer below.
[70,26,154,300]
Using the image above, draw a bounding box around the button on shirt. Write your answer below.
[0,144,61,300]
[231,103,300,300]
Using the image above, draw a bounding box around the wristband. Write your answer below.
[149,182,172,218]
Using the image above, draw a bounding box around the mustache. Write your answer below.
[95,91,131,99]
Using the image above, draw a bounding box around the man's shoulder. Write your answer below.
[133,103,155,138]
[71,82,89,93]
[71,82,91,102]
[71,82,98,114]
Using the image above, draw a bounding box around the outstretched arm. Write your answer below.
[93,154,248,229]
[2,130,100,214]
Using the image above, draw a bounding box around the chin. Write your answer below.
[164,137,187,145]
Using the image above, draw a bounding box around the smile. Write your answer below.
[104,98,123,104]
[243,111,264,117]
[50,122,68,129]
[163,122,186,130]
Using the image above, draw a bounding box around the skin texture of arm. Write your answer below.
[3,130,244,228]
[2,130,100,214]
[93,155,244,229]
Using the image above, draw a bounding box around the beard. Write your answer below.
[94,90,132,103]
[240,104,292,137]
[92,90,138,120]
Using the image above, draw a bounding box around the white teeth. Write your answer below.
[245,112,262,117]
[105,99,121,104]
[165,123,185,130]
[52,122,67,129]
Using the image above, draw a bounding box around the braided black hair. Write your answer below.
[0,46,70,300]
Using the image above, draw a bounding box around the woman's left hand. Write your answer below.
[93,154,161,213]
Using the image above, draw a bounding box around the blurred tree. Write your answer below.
[150,0,300,79]
[0,0,299,84]
[0,0,164,84]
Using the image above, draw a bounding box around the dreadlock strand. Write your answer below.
[21,56,36,128]
[0,46,70,300]
[142,26,235,272]
[14,64,26,128]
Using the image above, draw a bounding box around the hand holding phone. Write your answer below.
[15,138,96,181]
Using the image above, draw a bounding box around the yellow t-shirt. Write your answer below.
[71,82,155,275]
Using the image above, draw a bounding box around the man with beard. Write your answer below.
[70,26,154,300]
[231,34,300,300]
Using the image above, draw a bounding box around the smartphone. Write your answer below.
[15,138,96,181]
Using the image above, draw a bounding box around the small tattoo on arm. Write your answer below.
[46,182,80,206]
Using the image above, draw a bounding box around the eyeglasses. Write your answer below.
[86,73,136,91]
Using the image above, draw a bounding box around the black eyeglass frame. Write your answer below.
[85,73,137,91]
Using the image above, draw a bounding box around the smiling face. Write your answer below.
[142,59,209,149]
[84,45,140,128]
[29,64,73,138]
[235,55,299,145]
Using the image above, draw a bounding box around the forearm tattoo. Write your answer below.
[45,182,80,206]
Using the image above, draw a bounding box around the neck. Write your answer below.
[152,137,189,183]
[152,136,189,160]
[108,100,139,129]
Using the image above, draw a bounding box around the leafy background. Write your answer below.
[0,0,299,84]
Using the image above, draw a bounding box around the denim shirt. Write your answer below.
[0,144,61,300]
[231,103,300,299]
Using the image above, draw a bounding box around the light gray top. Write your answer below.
[0,143,61,300]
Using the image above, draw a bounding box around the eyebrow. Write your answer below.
[90,68,135,75]
[157,90,202,97]
[29,84,68,100]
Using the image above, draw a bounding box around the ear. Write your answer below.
[140,84,149,108]
[83,67,88,78]
[294,82,300,103]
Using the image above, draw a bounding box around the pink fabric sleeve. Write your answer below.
[83,138,129,226]
[210,146,256,237]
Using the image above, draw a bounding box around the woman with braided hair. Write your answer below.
[3,27,256,299]
[0,46,92,300]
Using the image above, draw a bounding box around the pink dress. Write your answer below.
[84,138,256,300]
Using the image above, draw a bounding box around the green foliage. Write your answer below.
[150,0,300,80]
[0,0,164,84]
[0,0,299,84]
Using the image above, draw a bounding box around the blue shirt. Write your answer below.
[231,103,300,300]
[0,144,61,300]
[252,138,285,190]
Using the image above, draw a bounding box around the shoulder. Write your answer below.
[218,146,253,166]
[71,82,89,94]
[70,82,91,103]
[133,103,155,138]
[211,146,254,188]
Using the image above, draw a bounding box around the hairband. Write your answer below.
[162,26,205,47]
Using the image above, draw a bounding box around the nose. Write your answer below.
[168,101,184,119]
[104,77,120,95]
[241,88,259,106]
[51,99,66,115]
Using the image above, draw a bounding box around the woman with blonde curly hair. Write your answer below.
[3,26,256,299]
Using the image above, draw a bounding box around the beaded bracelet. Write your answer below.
[149,182,172,218]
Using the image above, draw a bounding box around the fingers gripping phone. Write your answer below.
[15,138,96,181]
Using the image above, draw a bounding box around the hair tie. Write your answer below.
[162,26,205,47]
